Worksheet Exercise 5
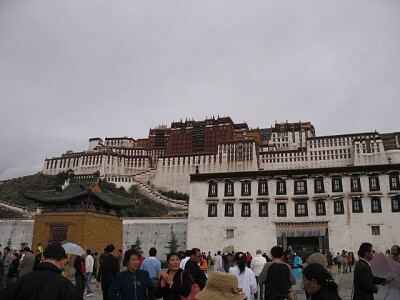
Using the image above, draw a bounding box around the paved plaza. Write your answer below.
[75,267,354,300]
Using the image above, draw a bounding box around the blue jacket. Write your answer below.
[108,269,153,300]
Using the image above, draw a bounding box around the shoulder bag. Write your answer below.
[179,270,201,300]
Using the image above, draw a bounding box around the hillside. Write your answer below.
[0,172,171,218]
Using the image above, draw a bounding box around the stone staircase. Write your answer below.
[133,178,189,210]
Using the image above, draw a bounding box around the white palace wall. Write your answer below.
[0,219,34,250]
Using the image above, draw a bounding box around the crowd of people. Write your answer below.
[0,242,399,299]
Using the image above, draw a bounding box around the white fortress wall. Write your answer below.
[0,219,34,250]
[122,218,188,260]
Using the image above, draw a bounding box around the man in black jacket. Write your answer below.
[353,242,387,300]
[184,248,207,290]
[96,244,120,300]
[0,243,83,300]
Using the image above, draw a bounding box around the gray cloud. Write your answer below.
[1,0,399,179]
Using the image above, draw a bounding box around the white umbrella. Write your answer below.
[61,242,85,256]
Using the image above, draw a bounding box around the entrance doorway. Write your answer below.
[287,236,322,260]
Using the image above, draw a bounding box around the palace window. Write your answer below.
[241,203,251,217]
[226,229,235,239]
[316,201,326,216]
[371,197,382,213]
[276,180,287,195]
[371,226,380,235]
[259,202,268,217]
[241,181,251,196]
[225,181,234,197]
[391,196,400,212]
[314,178,325,193]
[208,204,217,217]
[369,176,380,191]
[50,226,68,243]
[332,177,343,193]
[334,200,344,214]
[352,197,363,213]
[389,174,400,190]
[277,203,287,217]
[225,203,234,217]
[295,202,308,217]
[351,178,362,192]
[294,180,307,195]
[258,180,268,196]
[208,182,218,197]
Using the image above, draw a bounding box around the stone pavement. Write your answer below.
[75,267,354,300]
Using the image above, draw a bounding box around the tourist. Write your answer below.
[74,254,86,296]
[259,246,296,300]
[224,253,235,273]
[206,252,212,266]
[195,271,247,300]
[18,247,35,277]
[0,243,83,299]
[179,250,190,269]
[214,251,223,272]
[302,263,341,300]
[293,253,303,279]
[250,249,267,300]
[37,243,44,253]
[7,253,19,286]
[1,247,12,289]
[96,244,120,300]
[155,252,192,300]
[199,255,208,274]
[139,251,145,266]
[390,245,400,263]
[85,249,94,297]
[246,251,253,268]
[228,252,257,299]
[347,252,353,273]
[353,242,387,300]
[93,252,99,276]
[334,252,341,273]
[117,249,124,270]
[341,250,348,273]
[184,248,207,290]
[140,247,161,300]
[108,249,153,300]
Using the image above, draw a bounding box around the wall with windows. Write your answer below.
[187,171,400,255]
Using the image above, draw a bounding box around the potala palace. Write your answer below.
[2,117,400,257]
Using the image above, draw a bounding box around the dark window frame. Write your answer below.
[334,200,344,214]
[368,176,380,191]
[208,203,217,217]
[224,181,234,197]
[391,196,400,212]
[241,181,251,196]
[371,226,380,235]
[350,177,362,192]
[224,203,234,217]
[241,203,251,217]
[208,182,218,197]
[277,202,287,217]
[389,174,400,190]
[258,180,268,196]
[259,202,268,217]
[314,178,325,194]
[276,180,287,195]
[295,202,308,217]
[352,197,363,213]
[332,177,343,193]
[371,197,382,213]
[316,201,326,216]
[294,180,308,195]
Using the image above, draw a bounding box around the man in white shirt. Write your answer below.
[251,250,267,300]
[214,251,223,272]
[85,249,94,297]
[180,250,191,269]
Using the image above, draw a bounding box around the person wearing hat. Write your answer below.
[195,271,247,300]
[301,253,328,270]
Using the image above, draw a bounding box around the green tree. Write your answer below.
[135,237,142,252]
[165,231,179,254]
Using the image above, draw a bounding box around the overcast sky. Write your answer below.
[1,0,399,180]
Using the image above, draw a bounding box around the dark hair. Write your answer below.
[217,250,221,255]
[303,263,339,292]
[190,248,200,256]
[271,246,284,259]
[105,244,115,253]
[392,245,400,254]
[43,244,66,261]
[358,243,373,258]
[4,247,10,252]
[167,252,180,262]
[23,247,31,252]
[124,249,141,264]
[233,252,247,274]
[12,253,19,258]
[149,247,157,257]
[86,249,92,255]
